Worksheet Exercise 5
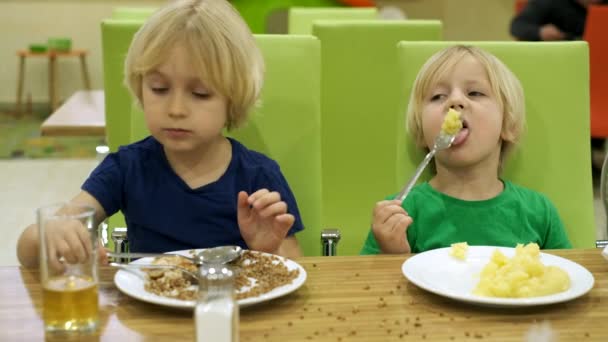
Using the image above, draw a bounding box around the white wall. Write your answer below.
[0,0,164,105]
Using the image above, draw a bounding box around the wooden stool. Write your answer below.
[15,49,91,117]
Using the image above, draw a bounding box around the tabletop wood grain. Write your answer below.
[1,249,606,341]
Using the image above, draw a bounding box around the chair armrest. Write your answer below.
[111,227,129,262]
[321,228,341,256]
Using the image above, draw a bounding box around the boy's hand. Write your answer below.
[371,200,413,254]
[539,24,566,41]
[44,219,93,272]
[237,190,295,254]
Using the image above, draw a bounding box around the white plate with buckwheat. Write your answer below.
[114,249,307,309]
[401,246,594,308]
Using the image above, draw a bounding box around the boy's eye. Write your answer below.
[468,91,484,97]
[430,94,445,101]
[192,92,211,99]
[150,87,168,94]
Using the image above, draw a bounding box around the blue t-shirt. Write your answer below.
[82,137,304,252]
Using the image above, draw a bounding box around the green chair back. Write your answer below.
[230,0,340,33]
[288,7,378,34]
[101,19,146,152]
[397,41,594,248]
[312,20,442,255]
[131,35,323,256]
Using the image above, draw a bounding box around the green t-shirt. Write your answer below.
[360,180,572,255]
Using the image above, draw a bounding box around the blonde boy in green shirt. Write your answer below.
[361,45,571,255]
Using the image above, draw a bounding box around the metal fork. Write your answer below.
[109,262,199,282]
[395,132,457,202]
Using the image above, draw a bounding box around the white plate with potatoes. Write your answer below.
[401,245,594,307]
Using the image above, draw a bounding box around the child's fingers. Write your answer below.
[75,223,94,259]
[250,191,281,210]
[237,191,252,221]
[46,244,64,272]
[377,205,408,225]
[55,240,78,264]
[63,231,88,264]
[395,215,413,231]
[274,214,295,234]
[97,247,109,265]
[247,189,272,205]
[256,201,288,218]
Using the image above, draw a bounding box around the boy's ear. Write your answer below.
[501,126,517,142]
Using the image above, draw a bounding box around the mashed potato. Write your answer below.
[450,242,469,260]
[441,108,462,135]
[473,243,570,298]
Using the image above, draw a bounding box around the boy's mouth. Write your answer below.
[451,119,469,146]
[163,128,193,138]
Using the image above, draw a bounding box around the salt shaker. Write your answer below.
[195,264,239,342]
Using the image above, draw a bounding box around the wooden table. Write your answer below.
[1,249,607,341]
[41,90,105,137]
[15,49,91,116]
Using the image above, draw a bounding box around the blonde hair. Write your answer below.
[124,0,264,130]
[406,45,525,169]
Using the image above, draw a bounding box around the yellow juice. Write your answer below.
[42,275,98,332]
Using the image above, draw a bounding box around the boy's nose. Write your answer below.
[168,94,187,117]
[450,104,464,110]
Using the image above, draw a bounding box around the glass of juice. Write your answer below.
[37,203,99,333]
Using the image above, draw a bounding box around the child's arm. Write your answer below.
[17,191,107,269]
[236,190,302,258]
[371,199,413,254]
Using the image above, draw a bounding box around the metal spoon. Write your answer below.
[395,131,457,202]
[108,245,243,265]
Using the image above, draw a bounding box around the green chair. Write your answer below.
[396,41,595,248]
[312,20,442,255]
[101,19,147,153]
[130,35,324,256]
[101,19,148,246]
[288,7,378,34]
[111,7,157,20]
[230,0,340,33]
